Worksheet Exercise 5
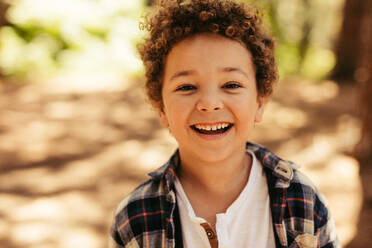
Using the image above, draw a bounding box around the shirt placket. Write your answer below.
[200,223,218,248]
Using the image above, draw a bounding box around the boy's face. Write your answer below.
[158,33,267,163]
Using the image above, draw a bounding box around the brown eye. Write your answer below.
[176,85,197,91]
[223,82,242,89]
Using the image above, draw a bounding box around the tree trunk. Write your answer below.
[332,0,367,81]
[347,0,372,246]
[0,0,9,27]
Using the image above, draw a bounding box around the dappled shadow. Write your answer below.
[0,77,362,247]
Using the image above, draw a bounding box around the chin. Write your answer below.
[194,149,232,163]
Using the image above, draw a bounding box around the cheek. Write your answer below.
[165,99,191,126]
[233,99,258,122]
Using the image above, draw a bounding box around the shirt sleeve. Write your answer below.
[314,192,341,248]
[109,221,126,248]
[318,217,340,247]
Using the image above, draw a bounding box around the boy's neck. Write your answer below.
[177,147,252,202]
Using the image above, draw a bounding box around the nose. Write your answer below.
[196,91,223,112]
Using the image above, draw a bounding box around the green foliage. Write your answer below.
[276,42,301,76]
[0,0,147,79]
[247,0,344,80]
[0,0,344,81]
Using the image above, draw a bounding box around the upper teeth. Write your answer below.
[194,123,230,131]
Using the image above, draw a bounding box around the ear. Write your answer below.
[254,96,268,123]
[157,107,169,127]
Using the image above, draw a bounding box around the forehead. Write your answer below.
[164,33,255,77]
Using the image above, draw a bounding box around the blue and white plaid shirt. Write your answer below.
[110,142,339,248]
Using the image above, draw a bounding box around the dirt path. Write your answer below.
[0,77,363,247]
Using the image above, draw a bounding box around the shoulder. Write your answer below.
[287,167,333,229]
[111,177,168,245]
[289,168,318,195]
[110,150,181,246]
[289,168,328,208]
[248,142,339,245]
[285,168,339,246]
[114,178,164,216]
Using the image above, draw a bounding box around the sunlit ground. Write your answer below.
[0,77,362,247]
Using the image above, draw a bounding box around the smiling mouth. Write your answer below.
[190,123,234,135]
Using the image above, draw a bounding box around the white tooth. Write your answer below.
[206,126,211,131]
[212,125,217,131]
[218,124,222,129]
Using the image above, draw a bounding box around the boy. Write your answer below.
[110,0,339,247]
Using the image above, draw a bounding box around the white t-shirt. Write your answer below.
[174,150,276,248]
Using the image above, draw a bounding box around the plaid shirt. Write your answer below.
[110,142,339,248]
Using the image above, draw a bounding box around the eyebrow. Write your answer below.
[169,70,196,81]
[220,67,249,78]
[169,67,249,81]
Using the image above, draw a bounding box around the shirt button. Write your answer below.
[206,229,214,239]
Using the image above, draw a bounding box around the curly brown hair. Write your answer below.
[138,0,277,108]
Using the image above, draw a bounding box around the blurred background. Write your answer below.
[0,0,371,247]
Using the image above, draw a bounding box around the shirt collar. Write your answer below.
[148,149,180,191]
[148,142,298,189]
[246,142,298,188]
